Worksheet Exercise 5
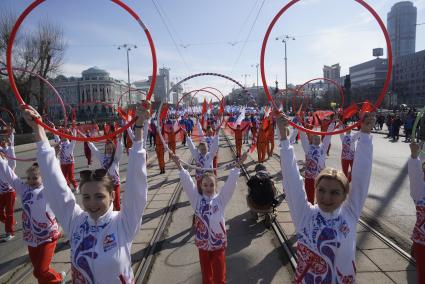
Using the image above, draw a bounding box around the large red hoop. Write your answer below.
[6,0,157,142]
[260,0,392,135]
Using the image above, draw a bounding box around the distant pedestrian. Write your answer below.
[392,115,402,141]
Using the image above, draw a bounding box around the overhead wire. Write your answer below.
[150,0,191,73]
[230,0,266,75]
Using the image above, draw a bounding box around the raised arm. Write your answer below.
[120,140,147,240]
[289,128,298,145]
[186,136,199,160]
[120,101,150,240]
[275,112,311,231]
[197,120,205,139]
[320,122,335,152]
[344,113,375,219]
[143,120,149,149]
[87,141,103,162]
[7,132,16,170]
[300,131,310,153]
[0,155,26,196]
[218,168,240,207]
[114,137,123,163]
[209,132,220,157]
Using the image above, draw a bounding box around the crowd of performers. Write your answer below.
[0,103,424,284]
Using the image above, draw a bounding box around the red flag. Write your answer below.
[127,107,136,121]
[219,99,224,114]
[160,103,169,122]
[201,98,207,115]
[262,117,269,129]
[360,100,375,113]
[342,103,358,121]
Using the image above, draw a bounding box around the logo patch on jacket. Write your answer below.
[103,233,117,252]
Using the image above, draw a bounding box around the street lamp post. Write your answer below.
[251,63,259,96]
[117,44,137,105]
[276,35,295,112]
[241,74,250,87]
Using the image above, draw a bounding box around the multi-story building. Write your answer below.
[393,49,425,106]
[323,64,341,81]
[349,58,388,87]
[144,67,171,103]
[387,1,417,60]
[48,66,130,121]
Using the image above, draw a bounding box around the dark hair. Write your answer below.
[79,169,114,194]
[254,164,267,172]
[104,140,116,170]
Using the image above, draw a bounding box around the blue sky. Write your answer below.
[2,0,425,97]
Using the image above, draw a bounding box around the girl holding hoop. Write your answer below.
[407,142,425,283]
[169,152,247,284]
[0,128,16,241]
[20,103,150,284]
[0,159,65,283]
[53,128,79,193]
[299,122,335,204]
[275,111,375,283]
[87,138,123,211]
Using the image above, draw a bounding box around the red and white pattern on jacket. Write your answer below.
[341,135,355,161]
[294,243,355,284]
[59,142,75,164]
[413,197,425,245]
[304,146,324,179]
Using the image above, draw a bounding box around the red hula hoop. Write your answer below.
[189,89,226,134]
[1,67,68,127]
[0,107,16,128]
[6,0,157,142]
[260,0,392,136]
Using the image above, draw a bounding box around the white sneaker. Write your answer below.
[3,234,14,241]
[60,271,66,283]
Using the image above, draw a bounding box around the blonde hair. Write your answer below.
[314,167,349,193]
[200,171,217,187]
[26,163,40,177]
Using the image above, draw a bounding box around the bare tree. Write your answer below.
[0,9,66,132]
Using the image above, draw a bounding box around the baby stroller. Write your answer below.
[246,164,285,228]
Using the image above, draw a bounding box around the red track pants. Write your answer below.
[113,184,121,211]
[341,159,354,182]
[198,248,226,284]
[60,163,78,190]
[304,178,315,204]
[0,191,16,235]
[414,242,425,284]
[28,240,63,283]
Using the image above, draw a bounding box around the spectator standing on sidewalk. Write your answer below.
[392,114,403,141]
[404,111,415,142]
